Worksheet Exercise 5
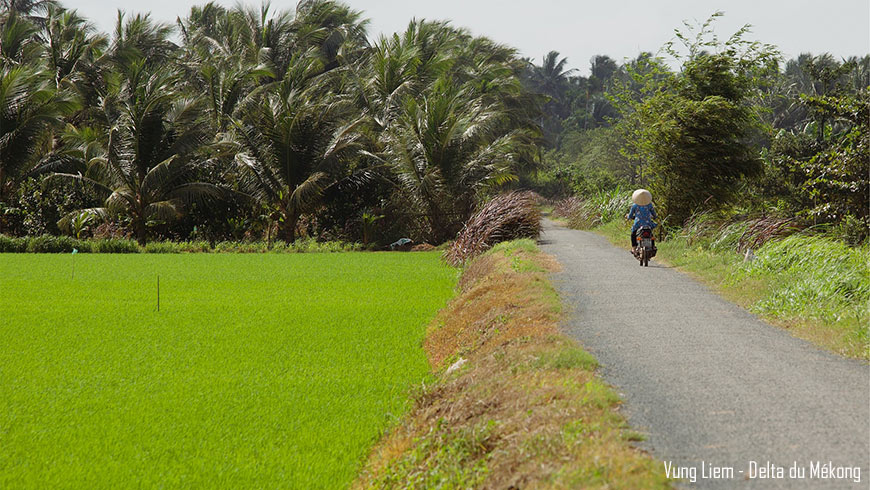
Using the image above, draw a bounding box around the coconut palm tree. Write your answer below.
[177,4,273,132]
[527,51,575,142]
[0,65,76,223]
[40,5,107,89]
[290,0,368,70]
[377,78,525,242]
[49,62,218,245]
[177,0,368,130]
[109,11,177,71]
[0,0,58,25]
[181,1,366,80]
[0,9,42,64]
[357,32,424,131]
[352,19,541,241]
[229,58,362,242]
[531,51,574,101]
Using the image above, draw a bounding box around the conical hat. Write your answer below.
[632,189,652,205]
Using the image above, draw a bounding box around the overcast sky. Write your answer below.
[67,0,869,75]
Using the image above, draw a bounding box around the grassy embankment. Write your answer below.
[593,219,869,360]
[355,240,671,489]
[0,253,455,488]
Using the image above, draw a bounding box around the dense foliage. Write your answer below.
[531,13,869,242]
[0,0,543,245]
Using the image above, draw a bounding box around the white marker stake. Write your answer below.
[71,248,78,279]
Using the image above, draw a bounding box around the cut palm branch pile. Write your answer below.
[552,189,631,229]
[552,196,584,219]
[443,191,542,266]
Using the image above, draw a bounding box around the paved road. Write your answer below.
[539,219,869,488]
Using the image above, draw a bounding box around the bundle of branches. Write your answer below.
[552,197,584,219]
[444,192,542,266]
[551,190,632,229]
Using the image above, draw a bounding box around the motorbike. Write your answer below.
[633,226,657,267]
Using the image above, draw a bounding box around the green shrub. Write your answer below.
[1,236,362,254]
[214,241,269,253]
[143,241,180,254]
[142,240,213,253]
[178,241,212,253]
[89,239,139,253]
[24,235,87,253]
[0,235,27,253]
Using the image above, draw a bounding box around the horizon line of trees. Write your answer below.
[0,0,544,245]
[2,3,867,246]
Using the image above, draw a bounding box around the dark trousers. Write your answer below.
[631,230,638,247]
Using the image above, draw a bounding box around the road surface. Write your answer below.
[539,219,869,488]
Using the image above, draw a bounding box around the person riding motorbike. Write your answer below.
[627,189,657,249]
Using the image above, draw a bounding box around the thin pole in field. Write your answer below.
[71,248,78,279]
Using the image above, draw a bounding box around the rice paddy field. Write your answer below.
[0,253,457,488]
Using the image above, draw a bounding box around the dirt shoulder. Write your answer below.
[354,240,670,489]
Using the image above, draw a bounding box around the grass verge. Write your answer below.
[594,220,869,360]
[354,239,671,489]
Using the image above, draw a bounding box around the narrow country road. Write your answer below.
[539,219,869,489]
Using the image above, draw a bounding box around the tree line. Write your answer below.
[0,0,543,245]
[2,3,867,246]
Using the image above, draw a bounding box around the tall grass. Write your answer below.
[552,187,631,229]
[677,212,802,253]
[734,235,869,334]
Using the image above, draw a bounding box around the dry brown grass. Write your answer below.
[354,240,671,489]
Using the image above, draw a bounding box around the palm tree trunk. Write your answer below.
[134,219,147,247]
[281,210,300,243]
[0,167,7,234]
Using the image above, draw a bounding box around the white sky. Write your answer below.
[67,1,869,75]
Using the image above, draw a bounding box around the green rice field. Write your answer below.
[0,253,456,488]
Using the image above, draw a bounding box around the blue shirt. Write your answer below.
[628,204,657,232]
